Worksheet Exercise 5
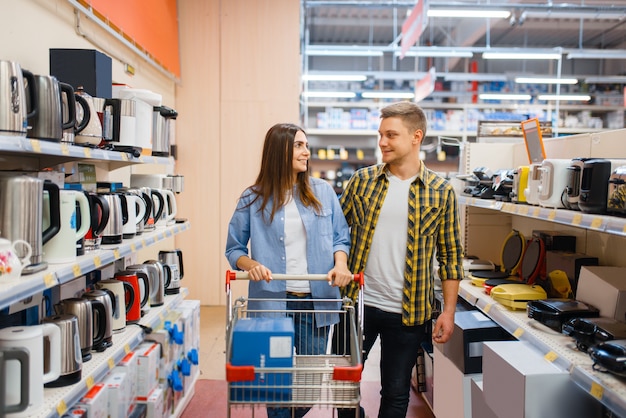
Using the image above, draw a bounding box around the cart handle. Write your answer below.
[225,270,364,290]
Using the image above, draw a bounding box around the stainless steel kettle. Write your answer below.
[81,289,114,352]
[152,105,177,156]
[41,314,82,387]
[143,259,170,306]
[0,60,36,137]
[98,192,128,245]
[55,297,106,362]
[73,87,103,146]
[27,75,75,142]
[0,174,61,274]
[158,249,184,295]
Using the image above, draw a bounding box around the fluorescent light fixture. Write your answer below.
[479,93,532,101]
[302,91,357,99]
[585,76,626,84]
[444,73,507,82]
[305,49,383,57]
[567,49,626,59]
[362,91,415,99]
[427,9,511,19]
[537,94,591,101]
[483,51,562,60]
[515,77,578,84]
[395,50,473,58]
[302,74,367,81]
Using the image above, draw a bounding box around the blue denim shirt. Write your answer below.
[225,178,350,327]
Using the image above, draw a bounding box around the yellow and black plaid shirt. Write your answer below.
[339,163,464,326]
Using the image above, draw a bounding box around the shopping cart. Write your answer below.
[225,270,364,417]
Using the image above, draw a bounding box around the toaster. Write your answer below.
[523,163,543,206]
[511,165,529,203]
[579,159,626,214]
[527,298,600,332]
[607,165,626,215]
[564,157,589,211]
[537,159,573,209]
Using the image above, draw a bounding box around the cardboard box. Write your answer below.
[230,317,295,402]
[433,344,478,418]
[136,342,161,398]
[442,310,513,374]
[470,377,498,418]
[576,266,626,320]
[50,49,112,98]
[483,341,601,418]
[103,371,131,418]
[113,350,138,403]
[79,383,108,418]
[137,387,165,418]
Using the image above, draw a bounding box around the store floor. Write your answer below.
[180,306,434,417]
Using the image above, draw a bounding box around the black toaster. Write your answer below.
[607,165,626,215]
[579,158,613,214]
[527,298,600,332]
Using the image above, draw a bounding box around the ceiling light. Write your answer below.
[427,10,511,19]
[584,76,626,84]
[483,51,562,60]
[395,50,473,58]
[444,73,507,82]
[479,93,532,101]
[515,77,578,85]
[537,94,591,101]
[302,91,357,99]
[567,49,626,59]
[361,91,415,99]
[305,48,384,57]
[302,74,367,82]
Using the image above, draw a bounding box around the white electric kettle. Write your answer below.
[43,189,90,264]
[0,324,61,417]
[0,238,32,280]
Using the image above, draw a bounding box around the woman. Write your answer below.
[225,123,352,418]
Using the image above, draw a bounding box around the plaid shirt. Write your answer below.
[339,163,464,326]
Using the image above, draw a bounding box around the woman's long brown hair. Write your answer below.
[246,123,321,223]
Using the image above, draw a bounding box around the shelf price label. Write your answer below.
[108,358,116,369]
[113,249,121,259]
[60,143,70,155]
[56,400,68,416]
[483,303,492,313]
[124,344,131,354]
[544,351,558,362]
[590,382,604,400]
[572,214,583,226]
[83,147,91,158]
[85,375,95,389]
[72,264,82,277]
[513,328,524,338]
[44,273,56,288]
[548,210,556,221]
[591,217,603,229]
[93,255,102,268]
[518,205,529,216]
[121,152,129,161]
[29,139,41,153]
[130,243,137,252]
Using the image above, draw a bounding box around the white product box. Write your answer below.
[137,387,165,418]
[103,371,131,418]
[433,343,479,418]
[113,350,139,403]
[576,266,626,320]
[136,342,161,399]
[483,341,601,418]
[147,329,174,384]
[79,383,108,418]
[470,376,498,418]
[177,299,201,351]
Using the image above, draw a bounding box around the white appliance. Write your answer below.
[538,159,573,209]
[112,86,162,156]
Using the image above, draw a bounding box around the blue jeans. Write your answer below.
[267,293,330,418]
[363,305,428,418]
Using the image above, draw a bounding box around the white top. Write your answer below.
[284,197,310,293]
[363,173,417,313]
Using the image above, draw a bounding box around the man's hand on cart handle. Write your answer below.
[327,265,353,287]
[245,264,273,283]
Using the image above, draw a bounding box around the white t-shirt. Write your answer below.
[284,197,310,293]
[363,173,417,313]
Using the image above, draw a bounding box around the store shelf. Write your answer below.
[0,135,173,169]
[38,289,189,418]
[458,195,626,236]
[0,221,190,311]
[458,280,626,416]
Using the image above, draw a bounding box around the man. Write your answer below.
[339,101,464,418]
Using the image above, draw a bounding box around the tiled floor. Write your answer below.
[189,306,434,418]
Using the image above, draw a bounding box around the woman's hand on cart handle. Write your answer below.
[327,265,353,287]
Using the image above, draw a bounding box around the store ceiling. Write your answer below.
[303,0,626,60]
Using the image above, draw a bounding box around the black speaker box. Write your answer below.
[50,49,112,98]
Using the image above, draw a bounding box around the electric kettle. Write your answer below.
[0,348,30,416]
[121,191,147,239]
[82,289,115,352]
[83,192,110,251]
[73,86,103,146]
[0,60,36,137]
[114,270,150,324]
[42,189,90,264]
[42,314,82,387]
[98,192,128,245]
[159,249,184,294]
[104,98,142,156]
[0,323,61,417]
[96,279,134,332]
[27,75,75,142]
[143,259,170,306]
[152,105,178,156]
[0,174,61,274]
[55,297,106,362]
